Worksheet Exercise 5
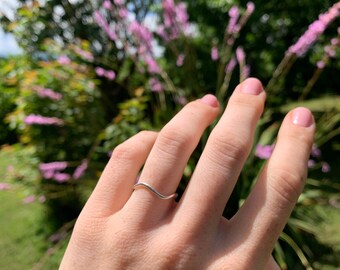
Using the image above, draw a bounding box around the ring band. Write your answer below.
[133,182,178,200]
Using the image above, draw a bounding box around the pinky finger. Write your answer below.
[82,131,158,217]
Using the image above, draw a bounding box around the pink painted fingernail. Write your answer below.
[241,78,263,95]
[292,107,314,127]
[200,94,219,107]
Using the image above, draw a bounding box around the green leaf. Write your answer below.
[280,96,340,112]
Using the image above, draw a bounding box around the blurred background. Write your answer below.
[0,0,339,269]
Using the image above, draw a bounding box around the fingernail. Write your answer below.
[200,94,219,107]
[241,78,263,95]
[292,107,314,127]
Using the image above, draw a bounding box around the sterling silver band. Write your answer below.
[133,182,178,200]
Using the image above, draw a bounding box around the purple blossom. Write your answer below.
[311,145,322,158]
[32,86,62,101]
[103,0,112,9]
[23,195,36,204]
[175,3,189,27]
[24,114,64,126]
[73,160,89,180]
[39,161,68,172]
[246,2,255,15]
[321,162,331,173]
[149,78,164,92]
[236,46,246,63]
[159,0,191,41]
[308,159,316,168]
[54,173,71,183]
[105,70,116,80]
[57,55,71,65]
[176,54,185,67]
[288,2,340,57]
[174,96,187,106]
[94,10,117,41]
[255,144,275,159]
[242,64,251,79]
[225,57,237,73]
[227,6,240,34]
[39,195,46,203]
[119,7,128,18]
[316,60,325,69]
[114,0,124,5]
[129,21,153,52]
[95,67,105,76]
[211,46,219,61]
[145,57,161,74]
[0,183,11,191]
[74,47,94,62]
[96,67,116,80]
[39,161,68,180]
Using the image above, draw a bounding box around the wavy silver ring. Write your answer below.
[133,182,178,200]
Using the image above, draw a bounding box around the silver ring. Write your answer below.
[133,182,178,200]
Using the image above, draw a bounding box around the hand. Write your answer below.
[60,78,315,269]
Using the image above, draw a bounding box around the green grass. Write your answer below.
[0,145,67,270]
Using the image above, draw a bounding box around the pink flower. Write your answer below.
[95,67,105,76]
[39,195,46,203]
[225,57,237,73]
[308,159,316,168]
[39,161,68,180]
[311,145,322,158]
[103,0,112,9]
[227,6,240,34]
[145,57,161,74]
[0,183,11,191]
[32,86,63,101]
[246,2,255,15]
[24,114,64,126]
[255,144,274,159]
[73,160,89,180]
[57,55,71,65]
[316,61,325,69]
[149,78,164,92]
[321,162,331,173]
[39,161,68,172]
[105,70,116,80]
[211,46,219,61]
[288,2,340,57]
[54,173,71,183]
[119,7,128,18]
[174,96,187,105]
[74,47,94,61]
[23,195,36,204]
[236,46,245,63]
[176,54,185,66]
[242,64,251,79]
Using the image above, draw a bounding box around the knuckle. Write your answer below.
[157,126,192,156]
[208,132,250,166]
[110,143,136,162]
[268,167,306,205]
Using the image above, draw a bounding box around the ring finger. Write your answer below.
[127,94,220,223]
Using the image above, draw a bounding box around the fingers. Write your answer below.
[177,78,266,231]
[228,107,315,266]
[82,131,158,217]
[127,95,220,221]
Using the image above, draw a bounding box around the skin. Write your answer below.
[60,78,315,270]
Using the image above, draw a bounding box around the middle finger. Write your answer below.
[177,78,266,231]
